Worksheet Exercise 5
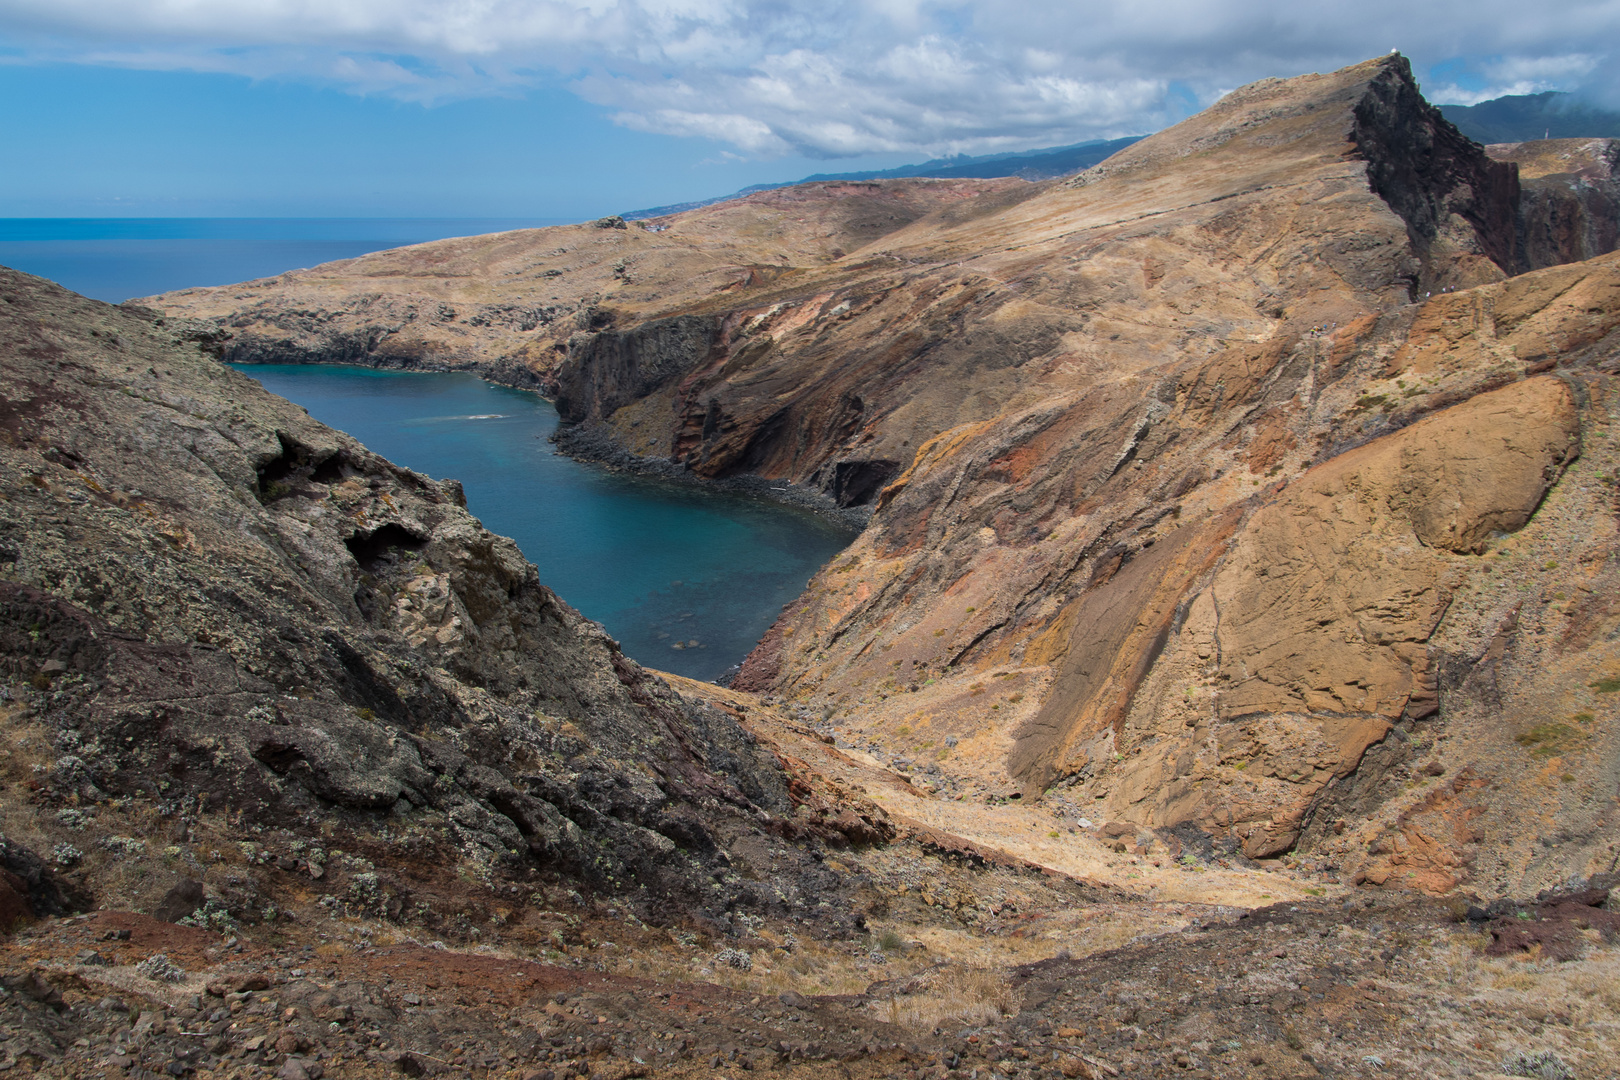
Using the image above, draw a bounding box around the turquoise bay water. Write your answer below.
[0,219,569,303]
[234,364,853,681]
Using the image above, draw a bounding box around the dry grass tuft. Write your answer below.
[881,966,1022,1030]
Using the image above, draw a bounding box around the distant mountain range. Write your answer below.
[796,135,1147,184]
[621,135,1144,220]
[621,92,1620,222]
[1439,91,1620,145]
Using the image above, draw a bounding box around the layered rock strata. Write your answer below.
[1489,137,1620,269]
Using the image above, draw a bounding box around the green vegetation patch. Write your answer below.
[1515,722,1583,757]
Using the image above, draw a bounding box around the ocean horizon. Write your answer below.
[0,217,574,303]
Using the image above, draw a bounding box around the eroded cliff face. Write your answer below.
[1489,138,1620,270]
[756,251,1620,893]
[0,266,892,936]
[709,61,1620,893]
[146,54,1620,897]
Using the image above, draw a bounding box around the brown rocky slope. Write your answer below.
[0,262,907,942]
[150,54,1620,899]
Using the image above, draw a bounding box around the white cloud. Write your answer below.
[1426,52,1604,105]
[615,106,791,153]
[2,0,1617,155]
[1484,53,1601,84]
[1425,82,1551,106]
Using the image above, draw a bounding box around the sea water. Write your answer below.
[233,364,854,682]
[0,219,568,304]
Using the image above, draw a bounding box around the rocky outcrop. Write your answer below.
[1351,60,1521,288]
[1093,377,1579,859]
[1489,138,1620,270]
[552,314,717,423]
[1215,378,1577,719]
[0,266,879,936]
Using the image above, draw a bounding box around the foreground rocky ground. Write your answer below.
[1,824,1617,1080]
[2,611,1618,1080]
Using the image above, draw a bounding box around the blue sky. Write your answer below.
[0,62,913,218]
[2,0,1615,220]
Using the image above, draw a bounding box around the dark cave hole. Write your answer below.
[251,738,304,775]
[827,459,899,508]
[346,523,428,571]
[310,455,345,484]
[256,433,350,501]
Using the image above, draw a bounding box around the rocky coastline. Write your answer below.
[550,419,872,530]
[208,317,870,528]
[221,337,547,392]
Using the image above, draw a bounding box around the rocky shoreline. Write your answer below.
[226,350,547,393]
[550,419,874,531]
[221,340,871,530]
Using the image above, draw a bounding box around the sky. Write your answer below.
[2,0,1617,219]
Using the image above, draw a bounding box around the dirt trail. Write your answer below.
[663,673,1339,910]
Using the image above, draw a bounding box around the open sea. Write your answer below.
[0,218,568,303]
